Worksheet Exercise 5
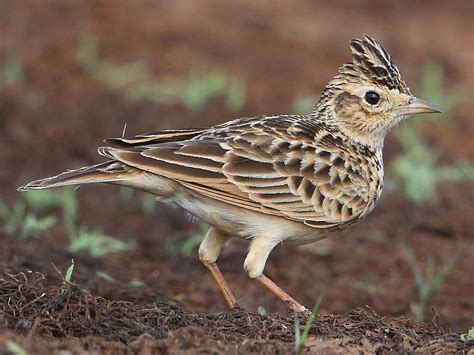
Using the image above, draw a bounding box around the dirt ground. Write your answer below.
[1,1,473,353]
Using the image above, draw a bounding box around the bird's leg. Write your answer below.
[199,227,237,308]
[255,274,308,314]
[244,236,308,314]
[202,261,237,309]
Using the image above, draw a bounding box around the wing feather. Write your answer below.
[106,147,227,182]
[105,128,205,147]
[103,117,370,229]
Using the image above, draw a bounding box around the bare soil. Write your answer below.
[0,271,468,354]
[1,1,473,353]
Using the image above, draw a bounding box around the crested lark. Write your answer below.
[19,36,441,313]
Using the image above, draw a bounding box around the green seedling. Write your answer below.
[64,259,75,283]
[180,69,226,110]
[69,227,135,258]
[128,279,145,288]
[392,148,474,203]
[20,188,135,257]
[292,94,318,115]
[226,77,247,112]
[306,245,331,258]
[391,62,474,203]
[24,187,78,231]
[131,68,246,111]
[417,61,454,120]
[167,223,207,256]
[118,186,135,201]
[0,200,56,239]
[460,327,474,342]
[401,246,455,322]
[1,55,44,109]
[77,33,150,89]
[141,194,156,216]
[257,306,267,316]
[19,214,56,240]
[77,33,246,112]
[96,271,117,283]
[117,187,156,215]
[167,234,204,257]
[294,294,324,355]
[76,33,99,70]
[5,340,27,355]
[1,56,23,87]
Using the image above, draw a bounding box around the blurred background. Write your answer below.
[1,0,473,332]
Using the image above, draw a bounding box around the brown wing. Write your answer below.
[105,128,206,147]
[103,117,370,228]
[221,132,369,228]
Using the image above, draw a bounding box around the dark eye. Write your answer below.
[364,91,380,105]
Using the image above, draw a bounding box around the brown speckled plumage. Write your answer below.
[19,35,441,314]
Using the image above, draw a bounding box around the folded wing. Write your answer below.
[102,123,369,229]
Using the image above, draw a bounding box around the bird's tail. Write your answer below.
[18,161,133,191]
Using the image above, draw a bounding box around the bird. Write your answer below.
[19,35,441,314]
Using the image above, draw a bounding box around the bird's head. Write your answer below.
[316,35,441,148]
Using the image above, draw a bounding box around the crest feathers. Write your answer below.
[335,35,411,94]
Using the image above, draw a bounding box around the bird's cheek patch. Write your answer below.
[334,91,361,114]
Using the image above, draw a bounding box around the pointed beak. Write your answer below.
[397,97,443,116]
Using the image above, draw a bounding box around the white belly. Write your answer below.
[174,190,329,245]
[119,172,329,245]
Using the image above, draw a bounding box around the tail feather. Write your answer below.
[18,161,131,191]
